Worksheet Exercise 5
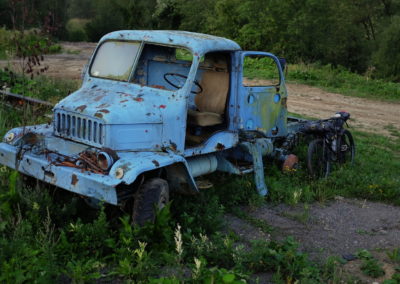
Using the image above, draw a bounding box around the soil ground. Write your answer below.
[2,42,400,282]
[226,197,400,283]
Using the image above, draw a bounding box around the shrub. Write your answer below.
[66,18,89,42]
[373,16,400,82]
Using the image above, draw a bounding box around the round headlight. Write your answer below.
[5,132,15,143]
[97,152,114,171]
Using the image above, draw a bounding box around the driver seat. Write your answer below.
[188,58,229,127]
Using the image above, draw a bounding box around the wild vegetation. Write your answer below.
[0,76,399,282]
[279,63,399,102]
[0,0,399,282]
[1,0,399,83]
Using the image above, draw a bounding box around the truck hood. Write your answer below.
[54,83,166,124]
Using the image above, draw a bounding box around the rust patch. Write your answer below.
[120,99,129,103]
[98,109,110,113]
[151,85,166,90]
[159,105,167,109]
[215,143,225,151]
[282,154,299,173]
[71,174,79,186]
[117,92,130,97]
[75,105,87,112]
[94,94,106,102]
[152,160,160,167]
[133,97,144,102]
[94,112,103,119]
[281,97,287,108]
[96,103,110,108]
[169,141,177,151]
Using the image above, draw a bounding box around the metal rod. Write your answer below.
[0,90,54,107]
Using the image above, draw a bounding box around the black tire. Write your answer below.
[132,178,169,226]
[338,130,355,164]
[307,139,330,178]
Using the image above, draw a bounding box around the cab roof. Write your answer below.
[100,30,242,55]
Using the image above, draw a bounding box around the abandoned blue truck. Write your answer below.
[0,31,355,224]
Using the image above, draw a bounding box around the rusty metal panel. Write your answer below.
[0,30,307,206]
[183,131,238,157]
[0,142,120,204]
[237,51,288,137]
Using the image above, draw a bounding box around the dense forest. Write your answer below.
[0,0,399,81]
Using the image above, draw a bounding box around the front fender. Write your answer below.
[109,151,198,194]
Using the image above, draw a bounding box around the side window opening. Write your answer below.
[242,55,280,87]
[175,48,193,62]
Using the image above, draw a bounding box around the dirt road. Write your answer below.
[287,83,400,137]
[1,42,399,137]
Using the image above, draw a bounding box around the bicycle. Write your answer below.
[301,112,355,178]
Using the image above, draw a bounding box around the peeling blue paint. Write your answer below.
[0,30,303,207]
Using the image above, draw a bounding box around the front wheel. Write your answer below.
[307,139,331,179]
[338,130,355,164]
[132,178,169,226]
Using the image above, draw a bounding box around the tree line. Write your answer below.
[0,0,399,81]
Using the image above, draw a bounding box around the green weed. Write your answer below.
[387,248,400,263]
[244,60,400,102]
[0,72,399,282]
[356,249,385,278]
[287,63,400,102]
[0,68,79,103]
[383,273,400,284]
[238,237,322,283]
[360,258,385,278]
[0,28,61,60]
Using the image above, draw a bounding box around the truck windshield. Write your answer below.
[90,41,195,92]
[90,41,140,81]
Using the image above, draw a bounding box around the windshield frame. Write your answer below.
[89,40,144,82]
[89,40,198,93]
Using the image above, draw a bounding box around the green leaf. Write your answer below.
[223,273,235,283]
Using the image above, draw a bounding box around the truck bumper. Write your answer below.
[0,142,120,205]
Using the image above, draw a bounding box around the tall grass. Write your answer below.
[0,28,62,61]
[244,57,400,102]
[0,69,79,103]
[287,63,400,102]
[0,103,361,283]
[0,67,399,282]
[0,28,12,60]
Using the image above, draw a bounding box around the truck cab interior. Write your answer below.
[129,43,231,148]
[185,52,230,147]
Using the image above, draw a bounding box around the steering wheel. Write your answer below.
[163,73,203,94]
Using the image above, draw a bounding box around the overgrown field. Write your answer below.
[245,59,400,102]
[0,75,399,282]
[286,64,400,102]
[0,28,61,61]
[0,70,79,103]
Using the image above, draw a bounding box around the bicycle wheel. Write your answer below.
[307,139,330,178]
[338,129,355,164]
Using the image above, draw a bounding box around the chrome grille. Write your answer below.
[54,110,104,146]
